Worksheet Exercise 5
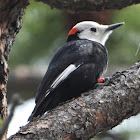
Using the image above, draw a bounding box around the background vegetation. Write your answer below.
[9,1,66,66]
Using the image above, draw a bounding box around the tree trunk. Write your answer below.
[9,61,140,140]
[0,0,29,139]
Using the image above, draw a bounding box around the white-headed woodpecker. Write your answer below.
[28,21,124,121]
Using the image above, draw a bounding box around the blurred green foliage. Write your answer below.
[108,5,140,65]
[9,2,140,67]
[9,0,66,66]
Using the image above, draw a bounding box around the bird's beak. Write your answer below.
[105,22,124,32]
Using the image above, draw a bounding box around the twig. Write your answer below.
[0,94,22,139]
[135,43,140,56]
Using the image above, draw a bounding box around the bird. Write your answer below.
[28,21,124,121]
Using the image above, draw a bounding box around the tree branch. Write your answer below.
[9,61,140,140]
[35,0,140,12]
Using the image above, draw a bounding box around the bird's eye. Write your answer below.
[90,27,97,32]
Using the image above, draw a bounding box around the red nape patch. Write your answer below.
[68,28,78,35]
[97,78,105,83]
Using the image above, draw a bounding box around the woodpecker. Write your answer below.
[28,21,124,121]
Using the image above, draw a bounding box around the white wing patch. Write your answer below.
[45,64,80,97]
[51,64,80,88]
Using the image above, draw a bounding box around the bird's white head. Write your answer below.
[67,21,124,46]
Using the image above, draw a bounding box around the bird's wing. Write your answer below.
[43,64,81,100]
[35,40,85,104]
[35,40,103,104]
[50,64,81,89]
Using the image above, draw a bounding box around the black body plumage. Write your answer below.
[28,39,108,121]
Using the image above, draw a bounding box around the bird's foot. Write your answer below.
[97,78,105,83]
[95,77,110,88]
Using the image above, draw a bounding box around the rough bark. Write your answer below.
[0,0,29,139]
[36,0,140,12]
[9,61,140,140]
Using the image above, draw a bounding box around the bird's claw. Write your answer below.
[95,77,110,88]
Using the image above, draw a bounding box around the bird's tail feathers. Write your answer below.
[28,92,53,122]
